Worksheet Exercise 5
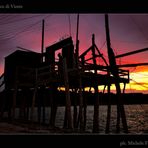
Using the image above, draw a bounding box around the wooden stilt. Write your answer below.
[11,84,18,120]
[42,88,46,124]
[30,68,38,122]
[23,89,28,120]
[49,87,57,127]
[73,89,78,129]
[79,78,84,132]
[31,87,37,122]
[105,84,111,133]
[78,54,84,131]
[26,91,30,121]
[63,58,73,129]
[37,89,41,124]
[83,93,87,131]
[11,67,19,120]
[105,14,128,133]
[75,82,84,131]
[92,34,99,133]
[76,108,80,128]
[42,95,46,123]
[0,90,6,119]
[116,82,128,133]
[63,107,68,128]
[116,102,121,133]
[19,90,26,120]
[93,86,99,133]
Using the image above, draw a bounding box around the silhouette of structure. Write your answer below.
[0,14,148,133]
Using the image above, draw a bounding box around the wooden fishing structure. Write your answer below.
[0,14,148,133]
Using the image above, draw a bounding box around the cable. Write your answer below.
[0,15,46,26]
[0,23,41,41]
[0,15,52,42]
[129,15,148,42]
[0,22,39,37]
[0,15,51,42]
[99,41,106,51]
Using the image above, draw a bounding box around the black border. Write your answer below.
[0,0,148,13]
[0,0,148,147]
[1,134,148,147]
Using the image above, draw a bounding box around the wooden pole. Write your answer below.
[37,89,41,124]
[76,14,79,57]
[31,68,38,122]
[49,86,57,127]
[75,14,80,67]
[105,14,128,133]
[19,89,25,119]
[105,83,111,133]
[42,87,46,124]
[11,67,18,120]
[83,92,87,131]
[11,85,17,120]
[41,19,45,62]
[92,34,99,133]
[73,89,78,128]
[79,79,84,132]
[63,58,73,129]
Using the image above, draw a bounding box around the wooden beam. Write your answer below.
[115,48,148,58]
[79,46,92,59]
[117,63,148,67]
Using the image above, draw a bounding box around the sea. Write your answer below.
[9,104,148,134]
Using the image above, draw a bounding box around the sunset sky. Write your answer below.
[0,14,148,93]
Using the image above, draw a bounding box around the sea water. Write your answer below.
[11,105,148,133]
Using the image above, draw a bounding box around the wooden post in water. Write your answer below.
[26,89,30,121]
[49,63,57,127]
[30,68,38,122]
[92,34,99,133]
[49,86,57,127]
[19,89,25,120]
[37,88,41,124]
[79,78,84,132]
[42,87,46,124]
[11,86,18,120]
[11,67,18,120]
[63,58,73,129]
[73,89,78,129]
[83,92,87,131]
[105,83,111,133]
[105,14,128,133]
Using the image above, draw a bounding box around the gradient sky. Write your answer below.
[0,14,148,93]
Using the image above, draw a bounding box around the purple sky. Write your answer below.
[0,14,148,75]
